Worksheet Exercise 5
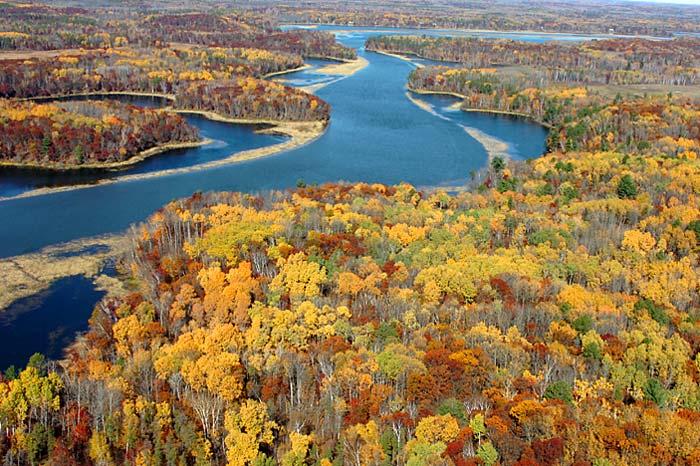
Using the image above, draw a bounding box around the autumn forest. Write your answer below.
[1,1,700,466]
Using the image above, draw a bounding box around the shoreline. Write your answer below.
[262,63,313,78]
[282,23,670,41]
[407,86,553,129]
[294,56,369,93]
[22,91,175,102]
[0,234,129,312]
[405,89,545,164]
[0,48,369,200]
[0,116,327,203]
[0,138,211,172]
[369,49,423,68]
[314,56,369,75]
[461,126,512,162]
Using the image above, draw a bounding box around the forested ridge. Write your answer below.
[367,36,700,86]
[0,5,356,60]
[408,67,700,154]
[274,1,700,37]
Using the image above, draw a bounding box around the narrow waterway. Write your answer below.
[0,26,579,368]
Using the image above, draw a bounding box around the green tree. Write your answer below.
[616,174,638,199]
[544,381,573,403]
[477,441,499,466]
[491,156,506,173]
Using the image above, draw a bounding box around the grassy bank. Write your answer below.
[0,235,129,312]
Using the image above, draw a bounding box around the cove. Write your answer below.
[0,26,572,369]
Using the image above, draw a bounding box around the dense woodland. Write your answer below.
[0,99,198,167]
[2,46,700,464]
[367,36,700,86]
[175,79,330,122]
[271,0,700,37]
[3,133,700,463]
[2,1,700,465]
[0,46,306,98]
[408,66,700,154]
[0,4,356,60]
[4,0,699,39]
[0,4,340,167]
[0,48,330,122]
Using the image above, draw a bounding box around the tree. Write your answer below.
[477,441,499,466]
[492,156,506,173]
[415,415,460,445]
[544,381,573,403]
[616,174,638,199]
[343,420,386,466]
[224,400,277,466]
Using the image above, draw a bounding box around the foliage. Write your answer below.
[0,99,198,166]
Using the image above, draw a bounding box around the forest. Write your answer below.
[272,0,700,37]
[0,5,356,60]
[408,66,700,154]
[367,36,700,86]
[0,99,199,167]
[175,79,330,122]
[0,5,340,168]
[2,48,700,460]
[2,138,700,463]
[1,1,700,465]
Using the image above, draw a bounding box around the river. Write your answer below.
[0,26,587,369]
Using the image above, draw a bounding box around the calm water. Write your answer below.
[0,95,285,198]
[0,275,105,369]
[0,26,574,368]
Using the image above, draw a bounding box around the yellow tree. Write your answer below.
[343,420,386,466]
[224,400,277,466]
[198,261,259,326]
[270,252,327,304]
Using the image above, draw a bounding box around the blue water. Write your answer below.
[0,26,568,368]
[289,24,611,42]
[0,274,105,369]
[0,28,551,258]
[0,95,284,198]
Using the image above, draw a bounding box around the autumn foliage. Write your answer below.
[0,99,198,166]
[2,155,700,464]
[0,6,336,168]
[2,2,700,465]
